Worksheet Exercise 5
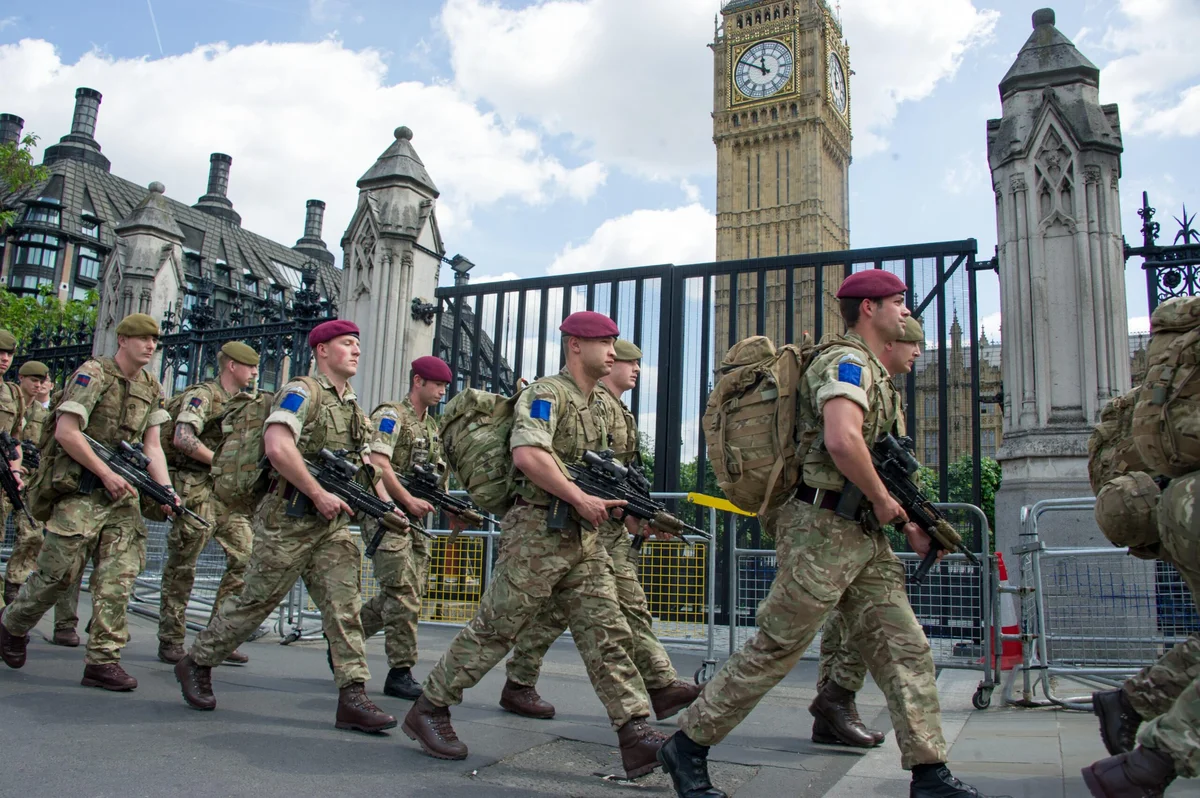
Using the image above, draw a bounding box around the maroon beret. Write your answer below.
[559,311,619,339]
[412,355,452,383]
[308,319,360,348]
[836,270,908,299]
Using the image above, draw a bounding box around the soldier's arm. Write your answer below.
[368,452,430,516]
[822,398,889,506]
[141,422,172,485]
[174,423,214,465]
[54,413,134,500]
[512,446,624,527]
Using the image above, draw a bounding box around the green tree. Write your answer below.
[0,133,48,229]
[0,285,98,347]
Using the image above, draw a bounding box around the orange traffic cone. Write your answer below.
[993,552,1022,671]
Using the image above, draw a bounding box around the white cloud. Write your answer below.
[942,150,989,195]
[471,271,520,284]
[1128,315,1151,334]
[547,203,715,275]
[0,38,605,262]
[0,17,17,32]
[979,310,1002,340]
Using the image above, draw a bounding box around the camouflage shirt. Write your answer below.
[20,396,47,444]
[798,331,901,492]
[58,357,170,445]
[264,370,371,465]
[509,369,609,505]
[597,382,638,465]
[368,396,447,487]
[0,380,24,441]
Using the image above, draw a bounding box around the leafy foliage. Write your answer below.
[0,285,98,347]
[0,134,48,229]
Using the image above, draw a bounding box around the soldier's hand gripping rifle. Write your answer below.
[549,449,710,547]
[19,439,40,473]
[80,433,206,527]
[837,434,979,585]
[290,448,427,558]
[398,462,489,528]
[0,431,34,525]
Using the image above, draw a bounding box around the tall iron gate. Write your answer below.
[1126,191,1200,313]
[434,239,995,623]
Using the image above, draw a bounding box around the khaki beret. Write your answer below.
[115,313,161,337]
[898,316,925,344]
[18,361,48,378]
[613,339,643,361]
[221,341,260,366]
[0,329,16,351]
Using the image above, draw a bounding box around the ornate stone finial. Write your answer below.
[149,181,165,194]
[1033,8,1055,28]
[395,126,413,141]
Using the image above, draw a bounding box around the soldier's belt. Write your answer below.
[795,484,844,513]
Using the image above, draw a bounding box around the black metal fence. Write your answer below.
[1127,192,1200,313]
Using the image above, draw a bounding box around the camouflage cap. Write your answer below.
[0,329,16,351]
[115,313,161,337]
[221,341,260,366]
[898,316,924,343]
[613,339,643,361]
[18,360,48,378]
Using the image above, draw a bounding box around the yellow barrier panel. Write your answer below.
[638,540,709,641]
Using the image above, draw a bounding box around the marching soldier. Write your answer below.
[0,329,25,528]
[0,314,174,691]
[3,360,81,646]
[811,314,924,749]
[403,311,668,780]
[155,342,260,667]
[659,273,994,798]
[358,354,463,700]
[174,319,402,733]
[500,338,701,722]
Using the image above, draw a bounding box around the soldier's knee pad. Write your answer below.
[1159,472,1200,566]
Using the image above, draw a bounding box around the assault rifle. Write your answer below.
[398,462,488,528]
[0,431,33,525]
[837,434,980,585]
[549,449,710,546]
[19,439,40,473]
[80,433,206,527]
[289,448,426,557]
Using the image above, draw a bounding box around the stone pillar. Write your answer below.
[340,126,444,409]
[989,8,1128,557]
[95,182,185,373]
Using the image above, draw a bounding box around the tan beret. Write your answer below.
[613,339,643,361]
[0,329,16,351]
[221,341,260,366]
[115,313,161,337]
[18,361,48,378]
[898,316,924,344]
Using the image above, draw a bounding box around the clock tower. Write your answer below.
[712,0,852,351]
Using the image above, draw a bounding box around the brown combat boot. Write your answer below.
[649,679,704,721]
[175,654,216,710]
[809,681,883,748]
[224,649,249,665]
[51,628,80,647]
[335,683,397,733]
[2,579,18,606]
[0,608,28,669]
[499,678,556,719]
[402,695,468,760]
[1093,689,1142,756]
[617,717,669,779]
[158,641,186,664]
[1082,745,1177,798]
[81,663,138,691]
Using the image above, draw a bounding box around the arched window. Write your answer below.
[790,103,798,117]
[733,115,741,127]
[737,17,743,28]
[751,111,759,123]
[771,107,779,121]
[755,11,761,22]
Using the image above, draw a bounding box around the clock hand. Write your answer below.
[738,58,768,75]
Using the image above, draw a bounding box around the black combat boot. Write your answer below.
[1093,689,1142,756]
[658,731,727,798]
[910,764,1002,797]
[383,666,423,700]
[1081,745,1177,798]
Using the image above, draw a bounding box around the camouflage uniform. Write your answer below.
[680,331,948,769]
[2,357,169,664]
[0,380,23,529]
[189,371,373,688]
[359,397,438,670]
[505,380,679,690]
[157,381,254,648]
[3,398,80,629]
[422,369,652,730]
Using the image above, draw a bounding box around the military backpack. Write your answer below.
[209,388,287,512]
[1088,388,1152,495]
[1132,296,1200,477]
[439,385,527,516]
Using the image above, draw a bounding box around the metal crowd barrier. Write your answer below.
[1004,497,1197,711]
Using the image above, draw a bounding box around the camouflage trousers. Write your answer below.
[680,497,947,768]
[2,495,146,664]
[359,527,429,670]
[423,504,652,730]
[190,493,369,688]
[505,521,678,690]
[3,509,81,630]
[818,605,868,692]
[157,472,253,646]
[1128,473,1200,776]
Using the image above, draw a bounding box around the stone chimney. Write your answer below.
[193,153,242,226]
[293,199,334,266]
[0,115,24,147]
[43,87,111,171]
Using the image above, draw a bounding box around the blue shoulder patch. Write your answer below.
[530,398,552,421]
[74,373,91,387]
[837,362,863,387]
[378,417,396,434]
[188,396,203,408]
[280,392,305,413]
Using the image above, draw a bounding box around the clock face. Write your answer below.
[734,40,794,100]
[828,52,848,115]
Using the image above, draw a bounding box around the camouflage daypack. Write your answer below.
[440,385,526,516]
[703,334,840,516]
[1132,296,1200,477]
[1088,388,1152,495]
[210,388,283,512]
[157,391,190,468]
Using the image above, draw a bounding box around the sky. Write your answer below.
[0,0,1197,342]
